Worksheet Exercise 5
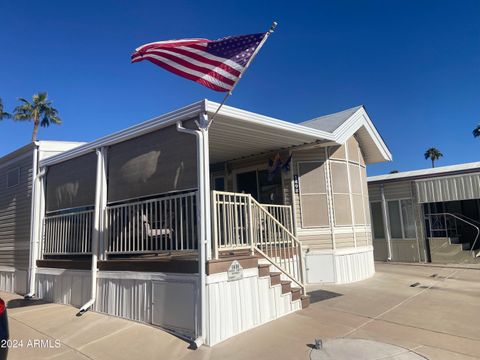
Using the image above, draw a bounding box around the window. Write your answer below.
[401,199,416,238]
[370,202,385,239]
[212,176,225,191]
[7,168,20,188]
[387,199,416,239]
[298,161,329,227]
[330,161,352,226]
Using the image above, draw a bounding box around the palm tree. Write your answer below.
[473,124,480,138]
[424,147,443,168]
[0,98,11,120]
[13,92,62,142]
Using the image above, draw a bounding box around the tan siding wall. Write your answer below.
[0,152,33,269]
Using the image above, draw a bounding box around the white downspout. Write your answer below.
[380,184,392,261]
[78,148,105,314]
[25,145,45,298]
[176,115,210,348]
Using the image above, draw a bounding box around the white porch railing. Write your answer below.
[212,191,304,292]
[42,209,94,256]
[105,191,197,255]
[261,204,294,234]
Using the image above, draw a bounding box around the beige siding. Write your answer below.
[335,232,355,248]
[0,151,33,269]
[383,181,413,200]
[297,232,332,249]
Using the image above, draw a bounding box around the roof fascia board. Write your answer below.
[205,100,336,142]
[333,107,392,161]
[40,100,206,167]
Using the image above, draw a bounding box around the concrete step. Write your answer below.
[428,238,480,264]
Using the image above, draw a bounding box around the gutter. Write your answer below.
[25,144,44,298]
[78,148,105,315]
[176,117,209,348]
[380,184,393,261]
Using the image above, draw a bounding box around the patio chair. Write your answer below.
[142,214,172,237]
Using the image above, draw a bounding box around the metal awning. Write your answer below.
[415,172,480,203]
[208,112,334,163]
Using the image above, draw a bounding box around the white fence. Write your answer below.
[42,209,94,256]
[105,191,198,255]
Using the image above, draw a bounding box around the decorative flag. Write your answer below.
[131,33,267,92]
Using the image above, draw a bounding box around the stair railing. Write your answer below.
[212,190,305,293]
[425,212,480,258]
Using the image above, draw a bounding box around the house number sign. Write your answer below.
[227,260,244,281]
[293,175,300,194]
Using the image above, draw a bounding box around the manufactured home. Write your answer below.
[0,100,390,346]
[368,164,480,264]
[0,141,85,294]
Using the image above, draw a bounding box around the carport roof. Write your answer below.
[40,99,391,167]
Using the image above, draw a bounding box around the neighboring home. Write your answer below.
[368,163,480,264]
[0,141,85,294]
[0,100,390,346]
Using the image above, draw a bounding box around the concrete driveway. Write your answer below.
[2,263,480,359]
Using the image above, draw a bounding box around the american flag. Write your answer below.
[131,33,267,92]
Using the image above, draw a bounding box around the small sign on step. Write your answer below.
[227,260,244,281]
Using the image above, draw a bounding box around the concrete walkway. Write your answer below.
[2,262,480,359]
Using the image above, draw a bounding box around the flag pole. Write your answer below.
[207,21,278,126]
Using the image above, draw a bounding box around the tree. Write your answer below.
[13,92,62,142]
[473,124,480,138]
[424,147,443,168]
[0,98,11,120]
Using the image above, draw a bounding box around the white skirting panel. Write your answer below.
[305,246,375,284]
[0,267,15,293]
[36,269,91,307]
[35,269,199,339]
[205,268,301,346]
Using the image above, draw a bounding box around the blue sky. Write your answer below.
[1,0,479,175]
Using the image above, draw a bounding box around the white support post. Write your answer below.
[176,114,212,347]
[199,113,212,261]
[380,184,392,261]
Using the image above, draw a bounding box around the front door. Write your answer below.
[236,170,258,199]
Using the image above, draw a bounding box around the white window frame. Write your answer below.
[386,198,416,240]
[6,167,20,188]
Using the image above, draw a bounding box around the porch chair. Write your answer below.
[142,214,172,238]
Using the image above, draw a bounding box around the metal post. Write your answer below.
[248,195,254,255]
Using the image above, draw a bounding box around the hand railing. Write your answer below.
[212,190,304,293]
[425,212,480,258]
